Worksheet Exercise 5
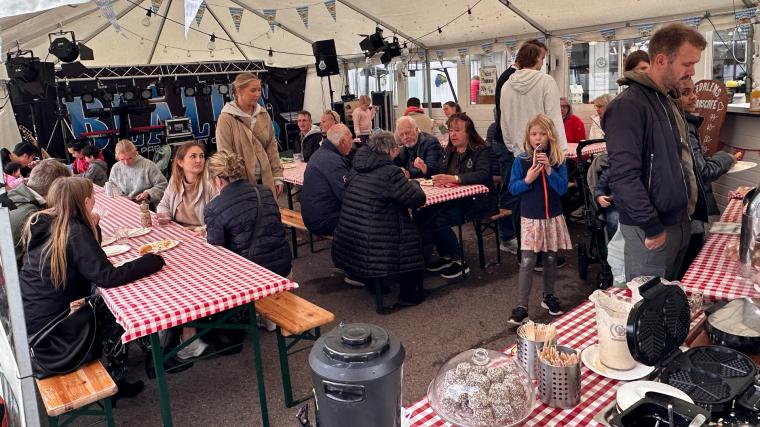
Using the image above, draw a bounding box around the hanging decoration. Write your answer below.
[480,42,493,54]
[561,35,575,56]
[184,0,203,35]
[682,16,701,28]
[735,7,757,25]
[637,24,655,39]
[435,49,445,64]
[324,0,337,22]
[263,9,277,32]
[94,0,122,32]
[457,47,468,65]
[194,2,207,27]
[229,7,243,32]
[296,6,309,29]
[150,0,162,14]
[600,28,616,42]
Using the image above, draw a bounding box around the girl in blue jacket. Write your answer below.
[507,114,572,325]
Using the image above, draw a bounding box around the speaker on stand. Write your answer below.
[312,40,340,105]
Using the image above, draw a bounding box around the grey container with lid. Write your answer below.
[309,323,405,427]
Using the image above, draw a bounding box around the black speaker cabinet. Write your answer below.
[7,61,56,105]
[312,40,340,77]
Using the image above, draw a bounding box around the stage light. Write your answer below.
[200,85,212,96]
[359,27,385,58]
[141,88,153,99]
[100,90,113,102]
[48,31,93,62]
[184,86,196,97]
[123,89,136,101]
[218,84,229,95]
[82,92,94,103]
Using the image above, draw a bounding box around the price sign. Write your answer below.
[693,80,728,156]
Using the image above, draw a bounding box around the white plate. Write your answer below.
[101,235,117,247]
[616,381,694,411]
[126,227,151,238]
[727,161,757,174]
[103,244,130,257]
[139,239,180,254]
[581,344,654,381]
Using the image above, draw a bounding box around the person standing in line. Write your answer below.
[604,23,707,281]
[507,114,571,325]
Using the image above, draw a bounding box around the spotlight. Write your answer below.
[100,90,113,102]
[122,89,136,101]
[218,84,229,95]
[381,38,401,65]
[49,31,93,62]
[141,88,153,99]
[184,86,196,97]
[82,92,94,103]
[200,85,212,95]
[359,27,385,57]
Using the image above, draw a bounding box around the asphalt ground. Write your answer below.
[66,217,601,427]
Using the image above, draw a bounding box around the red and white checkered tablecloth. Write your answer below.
[566,142,607,160]
[282,162,306,186]
[420,184,489,208]
[404,289,706,427]
[720,196,743,223]
[93,186,298,343]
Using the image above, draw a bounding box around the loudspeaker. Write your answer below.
[312,40,340,77]
[7,61,56,105]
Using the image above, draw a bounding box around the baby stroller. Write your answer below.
[571,139,612,289]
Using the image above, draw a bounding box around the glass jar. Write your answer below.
[427,348,535,427]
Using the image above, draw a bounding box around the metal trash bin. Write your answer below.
[309,323,405,427]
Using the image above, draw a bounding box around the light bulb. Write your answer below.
[266,48,274,66]
[208,34,216,51]
[468,6,474,21]
[365,56,372,66]
[187,50,191,58]
[437,27,445,40]
[142,16,151,27]
[266,31,272,39]
[319,59,327,71]
[401,48,410,59]
[140,37,145,45]
[210,50,215,58]
[163,45,168,54]
[230,48,234,55]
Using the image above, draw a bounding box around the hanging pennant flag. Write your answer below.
[94,0,122,32]
[457,47,468,65]
[324,0,336,22]
[296,6,309,29]
[229,7,243,32]
[682,16,701,28]
[735,7,757,25]
[184,0,203,35]
[480,42,493,54]
[435,49,445,63]
[194,2,207,27]
[600,29,616,42]
[561,35,575,56]
[637,24,655,38]
[150,0,162,14]
[263,8,277,32]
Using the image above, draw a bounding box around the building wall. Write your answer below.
[714,111,760,210]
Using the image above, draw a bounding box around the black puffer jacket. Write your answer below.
[332,147,426,279]
[204,180,292,277]
[20,215,164,335]
[440,144,498,220]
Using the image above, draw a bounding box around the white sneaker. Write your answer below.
[176,337,209,360]
[256,314,277,332]
[499,238,518,255]
[344,276,366,287]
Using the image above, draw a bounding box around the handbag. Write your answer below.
[29,298,102,378]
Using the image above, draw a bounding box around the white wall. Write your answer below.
[714,111,760,209]
[302,66,347,124]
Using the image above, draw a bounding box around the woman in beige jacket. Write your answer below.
[215,73,283,196]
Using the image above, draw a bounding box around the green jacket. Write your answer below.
[8,184,46,264]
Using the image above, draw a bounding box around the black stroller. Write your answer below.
[571,139,613,289]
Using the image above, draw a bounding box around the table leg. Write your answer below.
[150,333,174,427]
[247,303,270,427]
[286,182,294,209]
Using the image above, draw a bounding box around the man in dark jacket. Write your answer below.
[393,116,442,179]
[676,78,738,278]
[296,110,323,162]
[604,23,707,281]
[301,124,353,237]
[332,131,427,306]
[8,159,71,263]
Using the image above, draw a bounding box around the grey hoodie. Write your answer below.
[499,68,568,155]
[83,159,108,186]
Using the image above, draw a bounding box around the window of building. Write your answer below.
[712,28,749,86]
[406,60,459,105]
[468,52,507,104]
[567,41,621,104]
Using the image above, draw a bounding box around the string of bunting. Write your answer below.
[561,34,575,56]
[735,7,758,25]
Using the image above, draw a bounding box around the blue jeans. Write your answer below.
[604,206,619,238]
[492,142,518,242]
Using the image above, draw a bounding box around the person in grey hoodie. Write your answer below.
[81,144,108,186]
[500,43,567,157]
[296,110,323,162]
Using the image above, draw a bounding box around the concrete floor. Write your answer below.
[89,220,601,427]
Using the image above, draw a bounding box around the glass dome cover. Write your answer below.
[427,348,535,427]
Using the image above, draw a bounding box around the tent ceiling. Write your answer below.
[0,0,744,68]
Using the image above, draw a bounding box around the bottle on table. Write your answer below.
[140,202,153,228]
[750,84,760,113]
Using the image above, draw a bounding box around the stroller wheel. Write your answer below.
[578,244,589,280]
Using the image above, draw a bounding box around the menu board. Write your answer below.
[478,66,498,96]
[693,79,728,156]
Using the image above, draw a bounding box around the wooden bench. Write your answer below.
[36,360,117,427]
[469,208,515,270]
[280,208,332,258]
[255,291,334,407]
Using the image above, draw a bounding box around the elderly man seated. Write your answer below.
[394,116,443,179]
[301,124,353,238]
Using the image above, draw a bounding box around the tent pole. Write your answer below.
[424,50,432,115]
[497,0,549,36]
[205,3,250,61]
[146,0,173,64]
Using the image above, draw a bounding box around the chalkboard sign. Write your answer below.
[693,80,728,156]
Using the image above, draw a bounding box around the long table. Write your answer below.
[681,196,760,301]
[566,142,607,160]
[94,186,298,426]
[404,288,705,426]
[282,161,489,208]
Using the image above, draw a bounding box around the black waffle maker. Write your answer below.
[625,277,760,415]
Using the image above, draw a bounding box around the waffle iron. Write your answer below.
[625,277,760,415]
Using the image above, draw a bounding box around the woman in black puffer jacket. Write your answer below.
[204,151,292,277]
[332,131,427,306]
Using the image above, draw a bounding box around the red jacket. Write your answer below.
[563,114,586,145]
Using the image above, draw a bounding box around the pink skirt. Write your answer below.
[521,215,573,253]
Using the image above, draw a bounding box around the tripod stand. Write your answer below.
[47,94,76,163]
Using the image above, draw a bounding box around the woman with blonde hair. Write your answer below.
[204,150,291,278]
[589,94,615,140]
[20,177,164,400]
[109,139,167,206]
[352,95,375,145]
[215,73,284,197]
